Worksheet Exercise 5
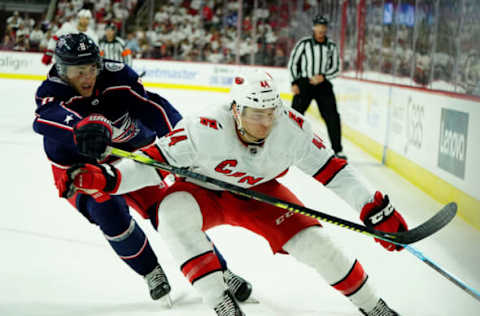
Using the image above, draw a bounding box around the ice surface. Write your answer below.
[0,79,478,315]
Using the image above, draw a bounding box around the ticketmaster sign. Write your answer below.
[438,108,469,179]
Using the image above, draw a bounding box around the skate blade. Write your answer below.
[243,296,259,304]
[160,294,173,308]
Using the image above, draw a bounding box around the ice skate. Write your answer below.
[214,290,245,316]
[144,265,172,306]
[224,269,252,302]
[359,298,400,316]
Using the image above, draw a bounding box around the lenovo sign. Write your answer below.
[438,109,469,179]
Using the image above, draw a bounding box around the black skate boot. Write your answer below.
[359,298,400,316]
[214,290,245,316]
[224,269,252,302]
[144,265,171,300]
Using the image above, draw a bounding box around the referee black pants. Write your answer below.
[291,78,343,153]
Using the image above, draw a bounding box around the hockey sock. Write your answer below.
[331,260,378,312]
[87,196,158,276]
[104,217,158,276]
[156,191,227,306]
[284,226,379,312]
[181,251,226,307]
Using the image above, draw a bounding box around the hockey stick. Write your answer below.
[107,147,480,303]
[404,245,480,302]
[108,146,456,246]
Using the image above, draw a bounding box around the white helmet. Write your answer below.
[230,70,281,142]
[78,9,92,19]
[229,69,282,114]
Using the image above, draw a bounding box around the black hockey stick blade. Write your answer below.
[109,147,457,245]
[386,202,457,245]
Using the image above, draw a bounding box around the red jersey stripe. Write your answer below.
[313,156,348,185]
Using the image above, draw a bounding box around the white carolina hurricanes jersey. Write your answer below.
[158,103,326,188]
[47,22,99,51]
[115,103,375,213]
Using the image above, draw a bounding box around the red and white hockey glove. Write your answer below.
[360,191,408,251]
[73,114,113,160]
[42,50,54,65]
[59,163,121,202]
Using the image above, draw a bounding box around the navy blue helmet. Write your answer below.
[54,33,102,78]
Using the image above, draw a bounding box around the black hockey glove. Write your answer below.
[73,114,113,160]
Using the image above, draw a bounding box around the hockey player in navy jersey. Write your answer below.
[33,33,252,303]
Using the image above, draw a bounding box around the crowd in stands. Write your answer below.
[1,0,295,68]
[125,0,292,66]
[2,0,477,95]
[2,0,136,52]
[340,0,480,95]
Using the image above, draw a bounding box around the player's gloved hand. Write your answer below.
[73,114,113,160]
[41,50,54,65]
[54,167,76,199]
[64,163,121,202]
[360,191,408,251]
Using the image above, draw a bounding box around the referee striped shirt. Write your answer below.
[99,36,132,66]
[287,36,340,84]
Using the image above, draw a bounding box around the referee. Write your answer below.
[99,24,132,66]
[287,15,346,159]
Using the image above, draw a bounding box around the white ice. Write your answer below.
[0,78,479,316]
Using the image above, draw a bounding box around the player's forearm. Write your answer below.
[323,165,374,213]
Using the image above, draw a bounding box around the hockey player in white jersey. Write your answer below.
[42,9,98,65]
[65,70,406,315]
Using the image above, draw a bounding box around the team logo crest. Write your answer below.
[105,62,125,72]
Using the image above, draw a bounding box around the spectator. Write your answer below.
[273,46,287,67]
[14,23,30,51]
[7,11,23,30]
[72,0,85,12]
[207,47,224,64]
[1,33,15,50]
[113,1,129,29]
[23,13,36,30]
[29,23,45,51]
[64,2,77,20]
[125,31,141,57]
[13,33,29,51]
[154,7,169,24]
[157,44,173,60]
[39,30,53,53]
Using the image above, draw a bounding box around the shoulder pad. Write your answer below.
[105,62,125,72]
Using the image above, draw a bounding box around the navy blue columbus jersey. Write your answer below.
[33,60,182,166]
